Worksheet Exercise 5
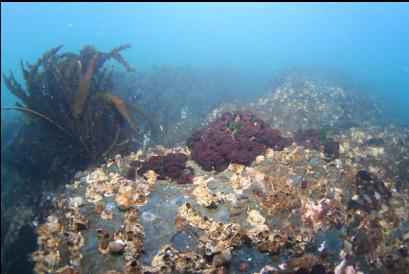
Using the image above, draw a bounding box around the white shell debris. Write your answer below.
[247,209,266,226]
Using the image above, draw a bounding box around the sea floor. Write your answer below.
[29,124,409,274]
[27,77,409,274]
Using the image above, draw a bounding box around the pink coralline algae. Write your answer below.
[127,153,195,184]
[187,111,292,172]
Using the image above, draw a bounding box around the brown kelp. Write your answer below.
[2,44,151,167]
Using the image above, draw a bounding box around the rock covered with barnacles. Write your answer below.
[192,176,224,208]
[30,117,409,273]
[247,224,288,254]
[147,245,208,273]
[208,75,384,132]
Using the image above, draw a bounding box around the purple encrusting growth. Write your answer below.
[127,153,195,184]
[187,111,292,172]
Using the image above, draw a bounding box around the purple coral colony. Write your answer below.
[187,111,292,172]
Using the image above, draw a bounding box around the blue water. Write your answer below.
[2,2,409,123]
[1,4,409,273]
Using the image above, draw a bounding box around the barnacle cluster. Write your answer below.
[192,176,224,208]
[30,210,86,272]
[178,202,247,250]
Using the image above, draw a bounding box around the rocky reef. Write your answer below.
[207,75,385,132]
[28,119,409,274]
[8,75,409,274]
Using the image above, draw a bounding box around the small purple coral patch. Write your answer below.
[127,153,194,184]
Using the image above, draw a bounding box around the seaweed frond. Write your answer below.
[71,54,97,118]
[1,106,74,139]
[2,71,29,105]
[92,92,140,133]
[107,44,135,72]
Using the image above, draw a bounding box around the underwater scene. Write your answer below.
[1,3,409,274]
